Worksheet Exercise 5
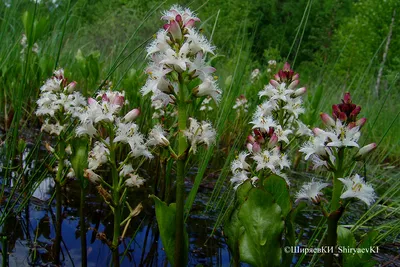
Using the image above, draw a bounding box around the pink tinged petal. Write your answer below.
[175,14,182,23]
[169,20,182,41]
[292,73,300,81]
[184,18,196,28]
[163,24,170,30]
[102,93,110,102]
[320,113,336,127]
[113,95,125,106]
[274,74,280,82]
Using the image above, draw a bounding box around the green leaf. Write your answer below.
[263,174,291,217]
[337,226,356,248]
[223,206,244,263]
[150,195,188,266]
[70,138,89,189]
[238,188,284,266]
[236,179,252,205]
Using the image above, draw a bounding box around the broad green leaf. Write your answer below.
[263,174,291,217]
[223,206,244,262]
[150,195,188,266]
[238,188,284,266]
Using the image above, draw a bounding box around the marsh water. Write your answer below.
[0,142,399,266]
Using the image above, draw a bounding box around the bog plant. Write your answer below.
[141,5,219,267]
[224,63,378,266]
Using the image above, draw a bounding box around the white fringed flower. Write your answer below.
[147,124,170,147]
[338,174,376,206]
[183,118,216,154]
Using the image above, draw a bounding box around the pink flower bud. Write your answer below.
[294,87,307,96]
[320,113,335,127]
[355,143,377,159]
[288,79,299,89]
[66,81,77,93]
[269,79,280,88]
[246,143,253,152]
[175,14,182,23]
[292,73,300,81]
[247,135,256,144]
[274,74,280,82]
[268,134,278,148]
[283,62,291,71]
[252,142,261,153]
[124,108,141,122]
[343,92,352,104]
[356,118,367,128]
[312,128,325,136]
[88,97,96,105]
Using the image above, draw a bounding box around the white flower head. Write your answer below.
[230,170,250,190]
[231,151,250,173]
[338,174,376,206]
[125,174,145,188]
[296,180,330,204]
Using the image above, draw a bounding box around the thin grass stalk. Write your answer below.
[174,73,188,267]
[54,0,71,69]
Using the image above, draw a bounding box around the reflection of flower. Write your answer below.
[296,180,329,204]
[339,174,376,206]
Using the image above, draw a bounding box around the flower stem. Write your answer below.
[325,206,345,267]
[110,141,121,267]
[54,141,65,265]
[174,73,188,267]
[331,148,345,212]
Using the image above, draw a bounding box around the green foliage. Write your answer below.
[150,195,189,266]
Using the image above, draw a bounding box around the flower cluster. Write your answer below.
[299,93,376,171]
[141,5,220,108]
[141,5,218,154]
[230,63,308,189]
[36,69,85,135]
[297,93,377,207]
[75,90,152,187]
